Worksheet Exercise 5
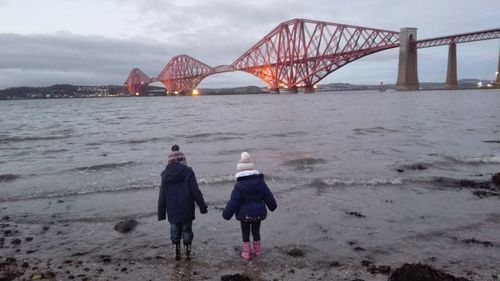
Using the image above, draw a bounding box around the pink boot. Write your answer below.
[253,241,261,257]
[241,242,251,261]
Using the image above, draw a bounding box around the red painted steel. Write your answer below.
[414,28,500,48]
[124,18,499,94]
[124,68,151,95]
[231,19,400,90]
[158,55,214,95]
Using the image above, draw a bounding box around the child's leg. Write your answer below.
[250,221,262,256]
[170,223,182,243]
[240,221,251,242]
[181,222,193,259]
[240,221,252,260]
[181,222,193,244]
[250,221,261,241]
[170,223,182,260]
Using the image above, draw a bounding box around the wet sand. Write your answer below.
[1,177,500,281]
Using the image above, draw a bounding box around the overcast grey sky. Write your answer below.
[0,0,499,89]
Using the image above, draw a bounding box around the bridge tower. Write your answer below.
[496,48,500,87]
[396,28,420,90]
[445,43,458,89]
[124,68,151,96]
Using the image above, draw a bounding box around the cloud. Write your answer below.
[0,0,499,89]
[0,33,170,88]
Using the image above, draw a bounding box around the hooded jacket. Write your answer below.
[157,163,207,223]
[222,174,277,221]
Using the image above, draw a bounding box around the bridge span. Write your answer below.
[124,18,500,95]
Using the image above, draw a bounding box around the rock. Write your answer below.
[25,237,33,242]
[286,248,305,257]
[389,263,470,281]
[11,238,21,245]
[472,190,499,198]
[31,273,43,280]
[492,173,500,187]
[462,238,495,247]
[99,255,112,263]
[346,211,366,218]
[114,219,138,233]
[369,265,391,275]
[220,273,252,281]
[457,180,490,189]
[329,260,341,267]
[1,216,10,221]
[42,226,50,231]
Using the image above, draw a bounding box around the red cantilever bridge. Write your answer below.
[124,18,500,95]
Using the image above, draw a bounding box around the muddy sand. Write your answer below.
[1,176,500,281]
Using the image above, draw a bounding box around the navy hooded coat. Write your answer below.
[157,163,207,223]
[222,174,277,221]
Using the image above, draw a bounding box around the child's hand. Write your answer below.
[200,207,208,214]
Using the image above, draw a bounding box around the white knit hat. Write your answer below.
[236,152,255,171]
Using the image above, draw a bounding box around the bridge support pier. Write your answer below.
[395,28,420,91]
[445,43,458,90]
[268,88,280,94]
[284,87,299,94]
[496,49,500,88]
[304,86,315,93]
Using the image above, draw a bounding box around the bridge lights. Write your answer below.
[135,92,140,96]
[192,89,199,95]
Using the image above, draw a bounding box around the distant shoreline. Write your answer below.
[0,80,498,100]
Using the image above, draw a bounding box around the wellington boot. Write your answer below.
[173,242,181,261]
[241,242,251,261]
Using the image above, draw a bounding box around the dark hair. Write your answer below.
[171,144,180,152]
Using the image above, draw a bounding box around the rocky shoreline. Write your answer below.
[1,173,499,281]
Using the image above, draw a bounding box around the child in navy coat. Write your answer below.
[158,145,208,260]
[222,152,277,260]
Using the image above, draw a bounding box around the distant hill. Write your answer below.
[0,79,496,100]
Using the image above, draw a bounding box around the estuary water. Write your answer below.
[1,90,499,223]
[1,89,500,280]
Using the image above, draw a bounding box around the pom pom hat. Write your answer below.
[168,144,186,164]
[236,152,255,171]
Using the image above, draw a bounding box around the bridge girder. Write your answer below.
[124,19,500,94]
[124,68,151,95]
[231,19,400,90]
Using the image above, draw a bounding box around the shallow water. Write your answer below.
[1,90,500,280]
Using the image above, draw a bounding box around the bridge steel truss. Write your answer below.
[124,68,152,95]
[232,19,400,91]
[157,55,216,94]
[414,28,500,48]
[124,19,500,95]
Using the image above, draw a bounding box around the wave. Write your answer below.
[198,174,235,185]
[270,131,308,138]
[184,132,245,143]
[283,157,327,170]
[352,126,400,135]
[73,161,137,172]
[0,174,20,183]
[482,140,500,144]
[0,135,71,144]
[0,184,156,203]
[444,154,500,165]
[42,148,68,155]
[114,137,164,145]
[309,177,404,188]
